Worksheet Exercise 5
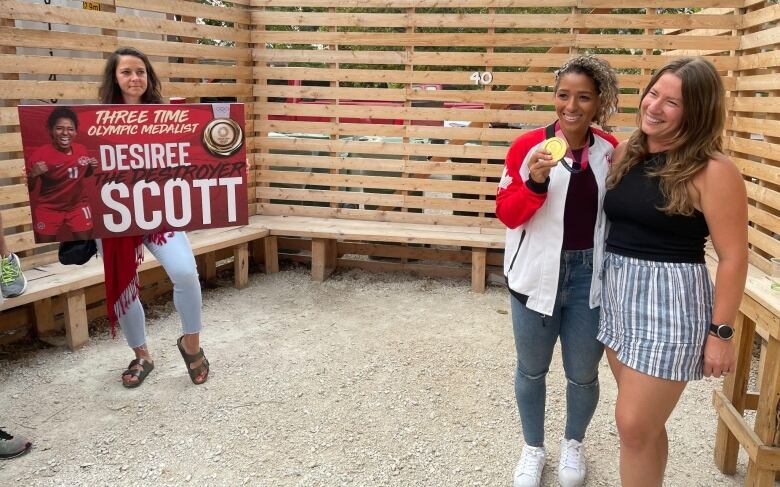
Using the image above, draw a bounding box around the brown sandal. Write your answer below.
[177,336,210,385]
[121,358,154,388]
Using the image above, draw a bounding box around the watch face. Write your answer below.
[718,325,734,340]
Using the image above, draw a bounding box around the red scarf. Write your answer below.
[103,232,170,337]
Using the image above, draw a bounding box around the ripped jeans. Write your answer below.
[510,249,603,447]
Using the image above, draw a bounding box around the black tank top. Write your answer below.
[604,153,710,263]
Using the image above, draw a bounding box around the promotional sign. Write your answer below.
[18,103,247,243]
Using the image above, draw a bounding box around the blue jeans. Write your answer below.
[511,249,603,447]
[97,232,202,349]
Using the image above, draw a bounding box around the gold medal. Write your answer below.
[543,137,568,161]
[202,104,243,157]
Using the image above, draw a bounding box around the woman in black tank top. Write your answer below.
[599,58,748,486]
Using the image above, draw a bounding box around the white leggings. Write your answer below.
[97,232,202,349]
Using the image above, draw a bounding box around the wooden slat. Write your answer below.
[252,12,738,30]
[256,203,502,228]
[0,80,251,100]
[0,54,252,79]
[257,187,496,213]
[726,136,778,162]
[731,97,780,115]
[253,49,738,70]
[250,0,745,7]
[0,27,249,62]
[253,31,738,51]
[255,66,735,91]
[0,1,249,44]
[258,170,497,195]
[255,120,523,143]
[256,135,509,159]
[115,0,250,24]
[255,153,502,176]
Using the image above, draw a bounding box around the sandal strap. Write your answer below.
[177,336,204,364]
[188,357,210,381]
[123,358,154,377]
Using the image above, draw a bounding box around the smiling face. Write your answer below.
[115,55,148,104]
[50,117,76,153]
[554,72,599,148]
[640,72,684,152]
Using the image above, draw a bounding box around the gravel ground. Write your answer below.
[0,267,751,486]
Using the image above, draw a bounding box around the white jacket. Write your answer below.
[502,131,615,316]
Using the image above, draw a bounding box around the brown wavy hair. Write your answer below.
[98,47,162,104]
[606,57,726,216]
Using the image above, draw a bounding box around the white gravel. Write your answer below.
[0,267,750,486]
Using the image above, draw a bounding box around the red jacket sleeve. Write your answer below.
[495,133,547,229]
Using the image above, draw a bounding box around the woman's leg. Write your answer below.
[145,232,206,382]
[606,348,687,487]
[511,294,562,447]
[95,239,150,386]
[559,251,603,442]
[144,232,202,334]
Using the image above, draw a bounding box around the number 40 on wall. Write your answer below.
[470,71,493,86]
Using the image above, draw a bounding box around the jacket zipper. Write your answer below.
[507,229,526,273]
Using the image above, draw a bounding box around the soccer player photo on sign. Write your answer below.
[18,102,248,243]
[26,107,98,243]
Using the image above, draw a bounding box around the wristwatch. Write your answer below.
[709,323,735,340]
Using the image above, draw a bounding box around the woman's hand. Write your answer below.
[528,150,557,184]
[703,334,735,378]
[28,161,48,178]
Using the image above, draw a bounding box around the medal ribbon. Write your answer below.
[554,120,590,171]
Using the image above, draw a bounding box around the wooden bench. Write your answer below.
[0,224,269,350]
[251,215,505,292]
[711,258,780,485]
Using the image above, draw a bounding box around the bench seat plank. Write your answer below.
[0,224,269,312]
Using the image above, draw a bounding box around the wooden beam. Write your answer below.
[64,289,88,350]
[715,313,755,474]
[263,236,279,274]
[471,248,487,293]
[311,238,336,282]
[32,297,57,336]
[233,243,249,289]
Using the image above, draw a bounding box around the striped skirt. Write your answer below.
[597,252,713,382]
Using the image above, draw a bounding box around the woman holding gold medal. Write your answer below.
[496,55,619,487]
[96,47,210,388]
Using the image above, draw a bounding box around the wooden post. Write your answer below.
[311,238,336,281]
[471,248,487,293]
[202,252,217,283]
[251,238,265,271]
[264,236,279,274]
[715,313,753,474]
[64,290,88,350]
[233,243,249,289]
[33,297,57,336]
[746,336,780,485]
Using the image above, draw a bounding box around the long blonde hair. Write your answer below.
[606,57,725,215]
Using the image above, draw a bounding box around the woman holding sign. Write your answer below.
[496,56,619,487]
[599,57,747,485]
[97,47,209,388]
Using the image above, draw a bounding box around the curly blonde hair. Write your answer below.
[554,55,619,131]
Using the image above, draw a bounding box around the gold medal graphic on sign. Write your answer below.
[203,104,243,157]
[543,137,568,162]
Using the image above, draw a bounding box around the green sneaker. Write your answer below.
[0,427,31,459]
[0,253,27,298]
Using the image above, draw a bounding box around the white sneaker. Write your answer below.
[558,438,587,487]
[513,444,547,487]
